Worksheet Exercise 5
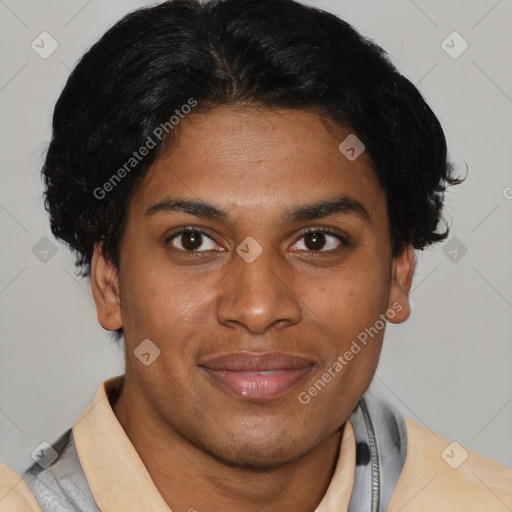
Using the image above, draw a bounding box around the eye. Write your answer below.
[166,228,223,252]
[290,228,347,252]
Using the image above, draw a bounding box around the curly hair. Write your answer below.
[43,0,461,280]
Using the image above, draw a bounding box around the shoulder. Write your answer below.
[388,418,512,511]
[1,428,99,512]
[0,462,42,512]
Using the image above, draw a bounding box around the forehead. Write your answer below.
[129,106,384,223]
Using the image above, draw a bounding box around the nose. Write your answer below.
[216,247,302,334]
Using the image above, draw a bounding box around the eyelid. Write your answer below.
[295,226,348,242]
[165,225,349,253]
[165,226,225,252]
[291,226,349,250]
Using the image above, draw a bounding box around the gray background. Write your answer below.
[1,0,511,474]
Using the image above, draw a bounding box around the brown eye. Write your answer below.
[303,231,327,250]
[166,229,222,252]
[290,229,346,252]
[180,230,202,250]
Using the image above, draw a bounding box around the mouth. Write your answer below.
[199,352,315,401]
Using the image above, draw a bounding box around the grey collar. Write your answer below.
[348,393,408,512]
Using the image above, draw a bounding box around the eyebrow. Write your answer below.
[145,194,370,224]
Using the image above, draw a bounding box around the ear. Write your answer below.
[91,243,122,331]
[386,244,416,324]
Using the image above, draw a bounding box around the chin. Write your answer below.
[192,430,308,471]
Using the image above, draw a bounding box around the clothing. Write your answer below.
[1,375,511,511]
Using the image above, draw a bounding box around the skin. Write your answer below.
[91,106,415,512]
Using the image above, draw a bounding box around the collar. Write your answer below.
[73,375,356,512]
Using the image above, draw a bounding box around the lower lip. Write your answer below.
[201,367,313,400]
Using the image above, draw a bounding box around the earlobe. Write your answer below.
[386,245,416,324]
[91,244,123,331]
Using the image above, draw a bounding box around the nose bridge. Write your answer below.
[216,242,302,333]
[237,250,279,302]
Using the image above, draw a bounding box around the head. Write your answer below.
[42,0,461,469]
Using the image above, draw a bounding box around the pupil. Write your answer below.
[182,231,201,250]
[305,232,325,250]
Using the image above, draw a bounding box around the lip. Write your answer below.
[199,352,315,401]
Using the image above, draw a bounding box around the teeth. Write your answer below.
[238,370,282,376]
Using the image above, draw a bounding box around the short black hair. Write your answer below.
[43,0,461,277]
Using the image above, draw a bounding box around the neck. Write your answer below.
[112,376,343,512]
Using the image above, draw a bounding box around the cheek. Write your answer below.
[118,259,219,390]
[304,265,389,381]
[119,254,211,339]
[312,267,388,328]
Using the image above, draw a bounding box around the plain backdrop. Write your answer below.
[1,0,511,474]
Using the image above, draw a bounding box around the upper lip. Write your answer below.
[199,352,315,371]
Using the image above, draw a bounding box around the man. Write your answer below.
[1,0,510,510]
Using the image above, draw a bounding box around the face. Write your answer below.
[92,106,414,470]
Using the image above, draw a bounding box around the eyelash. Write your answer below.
[164,226,349,253]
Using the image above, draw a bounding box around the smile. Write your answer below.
[199,352,315,400]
